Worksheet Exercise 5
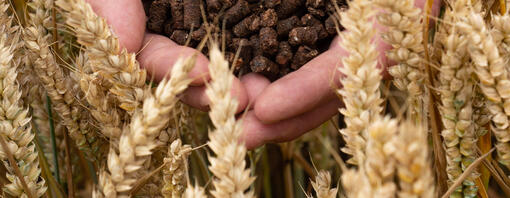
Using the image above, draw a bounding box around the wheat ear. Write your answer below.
[492,14,510,55]
[161,139,192,198]
[183,185,207,198]
[24,0,99,160]
[75,52,123,139]
[98,56,195,197]
[390,121,435,198]
[374,0,425,123]
[0,2,46,196]
[435,1,482,196]
[56,0,147,113]
[459,11,510,168]
[311,170,337,198]
[342,117,398,198]
[337,0,383,165]
[202,44,255,198]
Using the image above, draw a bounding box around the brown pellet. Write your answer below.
[250,56,279,77]
[222,0,236,8]
[325,15,337,35]
[148,0,170,33]
[250,35,263,56]
[225,52,247,73]
[289,27,318,46]
[307,7,326,17]
[260,27,279,55]
[306,0,325,8]
[170,30,189,45]
[170,0,185,29]
[291,46,318,69]
[206,0,222,12]
[276,16,300,37]
[301,15,328,39]
[183,0,201,29]
[223,0,251,26]
[191,25,207,41]
[233,15,261,37]
[276,0,305,18]
[264,0,281,8]
[260,9,278,27]
[301,14,321,26]
[230,38,252,68]
[276,42,293,66]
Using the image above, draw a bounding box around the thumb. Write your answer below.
[85,0,146,53]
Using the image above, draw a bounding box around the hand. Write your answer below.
[86,0,249,113]
[240,0,441,149]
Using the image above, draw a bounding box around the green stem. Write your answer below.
[46,95,61,186]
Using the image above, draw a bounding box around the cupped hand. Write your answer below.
[240,0,441,149]
[86,0,249,113]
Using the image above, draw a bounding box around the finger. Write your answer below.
[240,73,271,110]
[180,77,249,114]
[241,99,342,149]
[254,47,345,124]
[137,33,210,85]
[86,0,146,53]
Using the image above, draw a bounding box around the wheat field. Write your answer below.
[1,0,510,197]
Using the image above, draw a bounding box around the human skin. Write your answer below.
[87,0,440,149]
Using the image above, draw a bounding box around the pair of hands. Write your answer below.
[87,0,439,149]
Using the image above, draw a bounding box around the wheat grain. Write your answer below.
[459,10,510,168]
[183,185,207,198]
[161,139,192,198]
[98,56,195,197]
[492,14,510,54]
[374,0,425,123]
[0,2,46,196]
[337,0,383,165]
[56,0,147,113]
[204,44,255,198]
[311,170,337,198]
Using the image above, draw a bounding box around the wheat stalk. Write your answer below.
[56,0,147,113]
[0,2,46,196]
[459,10,510,168]
[311,170,337,198]
[337,0,383,165]
[374,0,425,123]
[98,56,195,197]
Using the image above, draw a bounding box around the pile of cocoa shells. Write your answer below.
[144,0,346,79]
